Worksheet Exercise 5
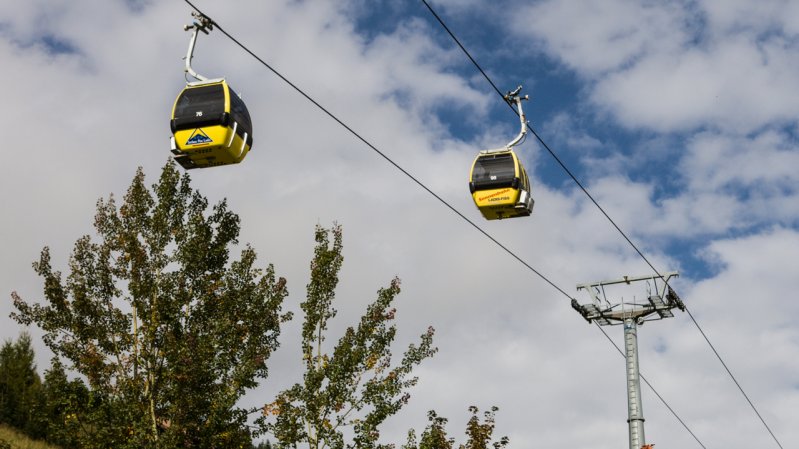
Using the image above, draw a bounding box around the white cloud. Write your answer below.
[512,0,799,133]
[702,0,799,36]
[517,122,799,243]
[592,36,799,132]
[686,228,799,407]
[683,130,799,193]
[512,0,691,76]
[656,129,799,236]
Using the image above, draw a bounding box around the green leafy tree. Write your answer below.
[404,411,452,449]
[459,406,508,449]
[257,225,437,449]
[11,162,291,448]
[403,407,508,449]
[0,333,43,437]
[35,358,88,449]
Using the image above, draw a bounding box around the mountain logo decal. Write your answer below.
[186,129,213,145]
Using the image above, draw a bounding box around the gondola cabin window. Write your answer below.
[173,84,226,130]
[228,88,252,134]
[472,153,516,190]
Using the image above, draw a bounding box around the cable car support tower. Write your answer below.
[571,272,685,449]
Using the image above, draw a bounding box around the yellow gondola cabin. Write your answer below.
[170,79,253,170]
[469,149,533,220]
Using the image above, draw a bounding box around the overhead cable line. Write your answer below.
[181,0,572,301]
[684,308,785,449]
[419,2,784,448]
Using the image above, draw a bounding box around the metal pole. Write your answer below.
[574,273,682,449]
[624,317,646,449]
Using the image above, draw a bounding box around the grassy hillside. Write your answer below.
[0,425,60,449]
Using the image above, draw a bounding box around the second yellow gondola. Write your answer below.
[170,79,253,170]
[469,149,533,220]
[468,86,534,220]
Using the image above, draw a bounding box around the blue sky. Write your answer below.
[1,1,797,448]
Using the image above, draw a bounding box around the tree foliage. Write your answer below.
[403,407,508,449]
[0,334,87,448]
[35,358,90,448]
[0,333,42,436]
[11,162,291,448]
[8,163,509,449]
[257,225,438,449]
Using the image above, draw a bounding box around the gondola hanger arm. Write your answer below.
[183,12,214,82]
[503,86,529,149]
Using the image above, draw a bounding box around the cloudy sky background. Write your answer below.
[1,0,798,447]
